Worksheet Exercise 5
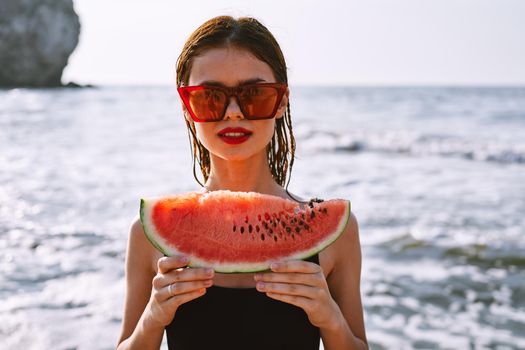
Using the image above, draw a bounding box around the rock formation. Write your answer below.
[0,0,80,87]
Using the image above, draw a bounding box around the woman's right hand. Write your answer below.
[145,255,214,328]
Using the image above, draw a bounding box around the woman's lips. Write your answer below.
[218,127,252,145]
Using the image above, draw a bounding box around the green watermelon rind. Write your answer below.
[140,197,351,273]
[140,199,179,257]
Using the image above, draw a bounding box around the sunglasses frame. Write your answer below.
[177,83,288,123]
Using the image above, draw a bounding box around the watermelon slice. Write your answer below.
[140,191,350,273]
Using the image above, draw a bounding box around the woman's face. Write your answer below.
[184,47,288,162]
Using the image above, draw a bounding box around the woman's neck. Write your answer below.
[204,152,287,197]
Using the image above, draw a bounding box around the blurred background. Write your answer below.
[1,0,524,349]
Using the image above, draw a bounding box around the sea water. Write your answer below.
[1,86,524,350]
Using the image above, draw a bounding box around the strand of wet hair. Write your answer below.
[283,105,305,204]
[186,120,205,187]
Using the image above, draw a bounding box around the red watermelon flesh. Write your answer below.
[140,191,350,273]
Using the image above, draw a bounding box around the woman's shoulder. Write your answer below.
[335,211,360,250]
[127,215,163,274]
[326,209,360,264]
[128,215,149,246]
[299,194,359,273]
[129,215,143,235]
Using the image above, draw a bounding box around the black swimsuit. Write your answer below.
[165,254,321,350]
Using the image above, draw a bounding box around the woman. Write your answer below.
[117,16,367,350]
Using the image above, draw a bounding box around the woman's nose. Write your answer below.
[223,96,244,121]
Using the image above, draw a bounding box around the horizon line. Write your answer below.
[58,81,525,89]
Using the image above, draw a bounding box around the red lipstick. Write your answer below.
[217,127,252,145]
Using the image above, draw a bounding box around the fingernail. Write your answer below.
[206,268,214,275]
[270,263,280,270]
[181,256,190,263]
[256,282,265,290]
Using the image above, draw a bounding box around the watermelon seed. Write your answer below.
[249,225,253,233]
[269,228,273,234]
[286,227,291,233]
[245,216,249,223]
[304,224,310,230]
[295,227,300,233]
[299,220,304,226]
[273,222,277,228]
[310,211,315,219]
[240,226,245,234]
[273,236,278,242]
[292,234,295,240]
[281,221,286,228]
[256,225,260,232]
[322,208,328,214]
[233,225,236,232]
[261,234,265,241]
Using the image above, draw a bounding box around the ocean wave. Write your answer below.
[374,232,525,269]
[364,232,525,349]
[298,130,525,164]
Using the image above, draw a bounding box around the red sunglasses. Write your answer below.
[177,83,287,123]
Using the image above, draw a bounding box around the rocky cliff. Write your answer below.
[0,0,80,87]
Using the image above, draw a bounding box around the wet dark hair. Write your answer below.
[176,16,296,190]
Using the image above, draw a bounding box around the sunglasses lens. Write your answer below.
[239,86,280,119]
[187,88,227,121]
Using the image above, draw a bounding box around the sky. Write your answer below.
[63,0,525,86]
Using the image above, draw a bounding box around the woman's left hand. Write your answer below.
[254,260,340,329]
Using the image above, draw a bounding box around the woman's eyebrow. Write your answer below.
[239,78,266,85]
[197,78,267,86]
